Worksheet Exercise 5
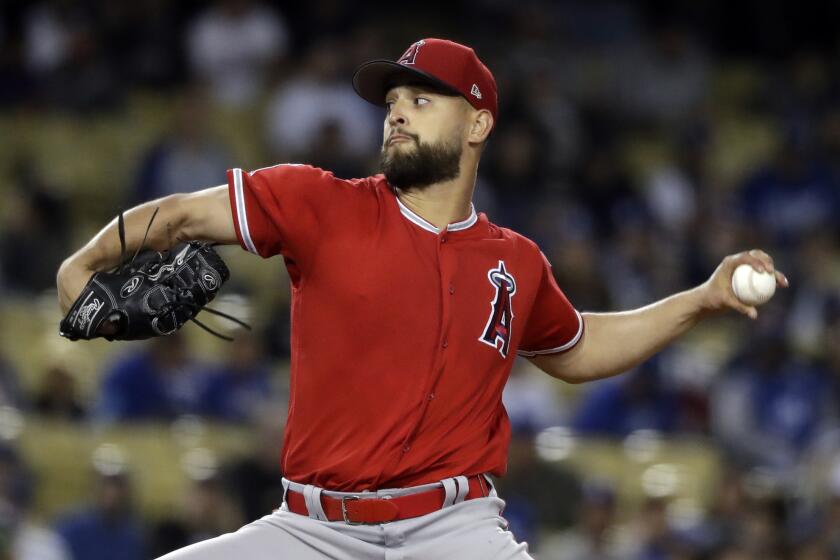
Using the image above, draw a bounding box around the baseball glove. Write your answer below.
[60,209,248,342]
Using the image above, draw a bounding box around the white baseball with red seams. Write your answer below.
[731,264,776,305]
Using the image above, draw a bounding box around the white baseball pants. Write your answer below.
[156,475,533,559]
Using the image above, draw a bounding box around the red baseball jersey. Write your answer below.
[227,164,583,491]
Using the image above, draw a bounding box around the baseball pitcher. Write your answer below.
[56,39,788,559]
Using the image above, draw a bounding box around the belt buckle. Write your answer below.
[341,495,362,524]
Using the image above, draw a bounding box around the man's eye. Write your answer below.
[415,98,429,105]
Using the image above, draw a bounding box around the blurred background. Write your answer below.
[1,0,839,558]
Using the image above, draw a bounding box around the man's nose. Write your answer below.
[388,105,408,127]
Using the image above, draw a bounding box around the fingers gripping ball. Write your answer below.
[59,242,232,341]
[731,264,776,306]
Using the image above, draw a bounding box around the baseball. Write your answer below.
[731,264,776,306]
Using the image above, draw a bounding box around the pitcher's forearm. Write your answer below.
[57,194,194,314]
[69,195,190,272]
[57,185,236,314]
[577,287,707,378]
[534,286,708,383]
[61,184,235,273]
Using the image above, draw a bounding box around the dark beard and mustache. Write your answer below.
[379,134,462,192]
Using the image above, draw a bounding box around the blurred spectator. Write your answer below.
[539,480,622,560]
[0,4,31,107]
[33,364,86,421]
[150,474,244,556]
[738,123,840,247]
[223,416,285,521]
[54,470,145,560]
[599,216,660,310]
[511,67,582,173]
[98,1,184,89]
[543,237,611,312]
[711,329,837,474]
[264,39,378,174]
[727,494,789,560]
[815,468,840,557]
[494,423,580,551]
[502,360,567,432]
[642,124,707,237]
[620,496,690,560]
[23,2,122,112]
[131,87,232,203]
[0,161,69,295]
[187,0,289,107]
[23,2,72,78]
[287,0,363,52]
[480,115,551,231]
[0,444,70,560]
[194,329,273,423]
[0,350,24,411]
[785,233,840,354]
[616,21,709,126]
[794,498,840,559]
[573,139,645,240]
[95,334,204,423]
[571,361,680,437]
[819,101,840,178]
[772,51,831,123]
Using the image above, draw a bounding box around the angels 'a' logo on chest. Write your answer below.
[478,260,517,358]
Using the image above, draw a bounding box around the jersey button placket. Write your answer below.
[439,235,452,352]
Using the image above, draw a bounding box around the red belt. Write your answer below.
[285,475,490,524]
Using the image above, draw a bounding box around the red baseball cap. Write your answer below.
[353,38,498,123]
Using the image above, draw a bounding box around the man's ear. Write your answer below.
[468,110,493,144]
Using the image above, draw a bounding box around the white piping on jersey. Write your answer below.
[395,196,478,234]
[516,310,584,357]
[249,162,304,175]
[232,168,259,255]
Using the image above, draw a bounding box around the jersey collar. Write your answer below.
[395,195,478,234]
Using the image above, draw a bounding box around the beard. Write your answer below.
[379,133,462,192]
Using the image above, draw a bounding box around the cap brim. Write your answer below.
[352,60,461,106]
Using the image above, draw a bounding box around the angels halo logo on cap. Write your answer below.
[397,40,425,65]
[352,38,498,123]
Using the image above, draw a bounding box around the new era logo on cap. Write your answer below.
[352,38,498,123]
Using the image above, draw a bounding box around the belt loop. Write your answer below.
[441,478,457,508]
[482,474,498,498]
[281,478,290,505]
[454,476,469,504]
[303,485,328,521]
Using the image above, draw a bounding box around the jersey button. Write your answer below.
[449,284,455,294]
[402,444,411,453]
[442,340,448,348]
[440,237,447,244]
[428,393,435,401]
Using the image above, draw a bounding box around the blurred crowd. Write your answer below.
[1,0,840,558]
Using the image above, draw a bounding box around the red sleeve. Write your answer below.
[227,164,339,260]
[517,251,584,357]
